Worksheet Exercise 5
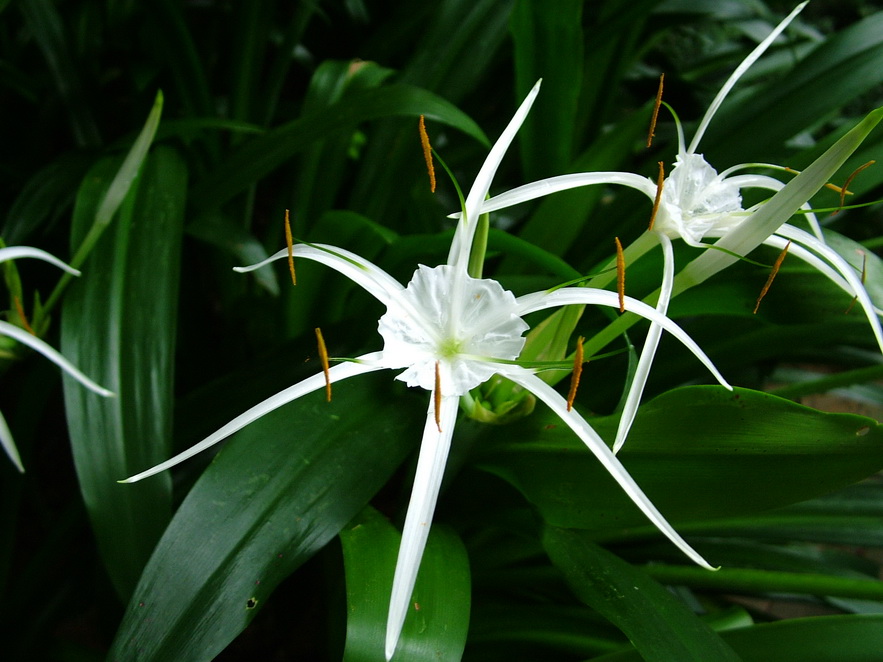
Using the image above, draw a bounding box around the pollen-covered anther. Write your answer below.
[285,209,296,286]
[419,115,437,193]
[615,237,626,313]
[12,296,34,336]
[315,327,332,401]
[648,161,665,231]
[566,336,585,412]
[434,361,442,432]
[754,241,791,314]
[646,73,664,148]
[836,160,875,213]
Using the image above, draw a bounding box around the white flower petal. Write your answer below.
[121,352,388,483]
[496,363,716,570]
[0,246,81,275]
[515,288,731,390]
[385,393,459,661]
[0,409,24,473]
[235,243,405,308]
[449,172,657,219]
[613,234,675,454]
[448,80,542,270]
[0,320,113,397]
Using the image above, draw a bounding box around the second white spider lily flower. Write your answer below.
[0,246,114,472]
[121,80,729,660]
[465,2,883,453]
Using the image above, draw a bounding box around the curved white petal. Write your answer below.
[515,289,731,390]
[0,320,113,397]
[385,393,459,661]
[0,246,81,275]
[121,352,388,483]
[448,80,542,270]
[496,363,716,570]
[449,172,657,219]
[775,224,883,352]
[0,409,24,473]
[688,2,808,154]
[722,172,823,240]
[614,234,674,454]
[235,243,405,308]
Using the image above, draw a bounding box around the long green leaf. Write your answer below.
[61,146,186,599]
[341,506,471,661]
[108,376,423,662]
[543,527,741,662]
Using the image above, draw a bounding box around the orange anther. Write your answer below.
[285,209,296,286]
[648,161,665,231]
[836,161,875,214]
[754,241,790,314]
[615,237,626,313]
[646,73,664,148]
[315,327,331,402]
[12,296,34,335]
[419,115,436,193]
[566,336,585,412]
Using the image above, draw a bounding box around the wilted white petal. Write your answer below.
[0,246,81,275]
[121,352,388,482]
[0,409,24,473]
[515,288,731,391]
[496,363,716,570]
[614,234,675,454]
[0,320,113,397]
[385,394,459,661]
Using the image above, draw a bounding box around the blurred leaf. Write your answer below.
[340,506,470,662]
[477,386,883,535]
[61,145,186,599]
[543,527,741,662]
[108,375,423,662]
[593,614,883,662]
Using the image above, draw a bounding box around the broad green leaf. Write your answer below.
[61,145,186,599]
[593,614,883,662]
[340,506,470,662]
[477,386,883,536]
[543,527,741,662]
[192,84,488,209]
[108,376,423,662]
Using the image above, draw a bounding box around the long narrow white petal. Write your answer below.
[448,80,543,270]
[448,172,657,219]
[0,246,81,274]
[515,289,731,390]
[0,409,24,473]
[497,364,716,570]
[236,243,405,307]
[775,224,883,352]
[121,352,388,483]
[385,394,459,661]
[688,1,808,154]
[0,320,113,397]
[722,172,823,240]
[613,234,674,454]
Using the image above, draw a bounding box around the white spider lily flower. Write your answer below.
[466,2,883,453]
[0,246,114,472]
[121,81,730,660]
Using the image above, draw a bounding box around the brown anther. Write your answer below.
[845,251,867,315]
[12,296,34,335]
[434,361,442,432]
[419,115,436,193]
[315,327,331,402]
[615,237,626,313]
[753,241,790,314]
[566,336,585,412]
[284,209,296,286]
[835,161,875,214]
[646,73,664,148]
[648,161,665,231]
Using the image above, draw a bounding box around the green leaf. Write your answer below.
[477,386,883,535]
[593,614,883,662]
[61,146,186,599]
[543,527,741,662]
[108,376,424,662]
[340,506,471,662]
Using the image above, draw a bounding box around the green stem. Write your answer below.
[645,563,883,601]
